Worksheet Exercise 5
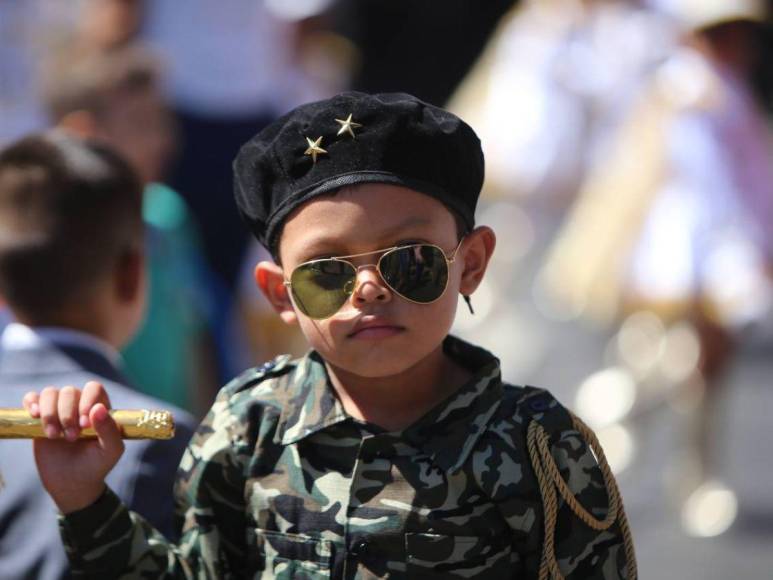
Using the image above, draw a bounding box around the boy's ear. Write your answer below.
[458,226,496,297]
[255,261,298,325]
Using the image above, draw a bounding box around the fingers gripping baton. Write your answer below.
[0,409,175,439]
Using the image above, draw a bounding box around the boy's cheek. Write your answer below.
[294,315,332,347]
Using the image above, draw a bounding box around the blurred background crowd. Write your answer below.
[2,0,773,576]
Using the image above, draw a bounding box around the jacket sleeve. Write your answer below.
[58,389,251,579]
[523,390,634,579]
[479,388,634,579]
[126,414,195,541]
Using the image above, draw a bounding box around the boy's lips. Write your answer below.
[347,316,405,339]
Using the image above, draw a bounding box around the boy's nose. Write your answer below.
[352,267,391,305]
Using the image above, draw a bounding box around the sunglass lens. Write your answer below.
[290,260,355,319]
[379,245,448,303]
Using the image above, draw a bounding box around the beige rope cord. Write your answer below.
[526,412,637,580]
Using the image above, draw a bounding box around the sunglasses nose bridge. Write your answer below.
[353,262,378,275]
[351,263,392,302]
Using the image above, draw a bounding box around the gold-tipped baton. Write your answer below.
[0,408,175,439]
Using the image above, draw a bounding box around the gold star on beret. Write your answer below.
[335,113,363,139]
[304,136,327,164]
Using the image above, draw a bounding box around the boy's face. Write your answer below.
[264,184,490,379]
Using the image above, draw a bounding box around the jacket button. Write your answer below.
[258,361,275,373]
[362,447,392,462]
[349,539,371,557]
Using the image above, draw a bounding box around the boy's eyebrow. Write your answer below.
[299,216,434,257]
[375,216,433,240]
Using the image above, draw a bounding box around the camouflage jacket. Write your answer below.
[59,335,630,579]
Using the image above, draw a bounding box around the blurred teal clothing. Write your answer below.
[122,183,213,411]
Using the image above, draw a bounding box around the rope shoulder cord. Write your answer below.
[524,390,637,580]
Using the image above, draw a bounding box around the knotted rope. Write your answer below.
[526,412,637,579]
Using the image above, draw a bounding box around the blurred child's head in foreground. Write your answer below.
[0,133,146,346]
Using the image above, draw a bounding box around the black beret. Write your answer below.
[233,91,484,254]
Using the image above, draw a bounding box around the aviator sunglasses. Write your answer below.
[285,240,464,319]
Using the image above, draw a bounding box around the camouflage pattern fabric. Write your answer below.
[59,335,631,578]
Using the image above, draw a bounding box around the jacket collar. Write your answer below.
[1,323,122,366]
[277,351,349,445]
[0,324,127,385]
[276,335,503,474]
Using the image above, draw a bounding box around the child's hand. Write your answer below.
[22,381,124,514]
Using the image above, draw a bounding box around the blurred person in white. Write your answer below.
[446,0,676,382]
[540,0,773,517]
[450,0,675,215]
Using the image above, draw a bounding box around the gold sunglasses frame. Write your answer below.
[284,239,465,319]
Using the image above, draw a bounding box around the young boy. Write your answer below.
[0,133,195,579]
[25,92,636,578]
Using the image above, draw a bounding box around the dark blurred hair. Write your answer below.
[0,132,143,322]
[43,45,160,121]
